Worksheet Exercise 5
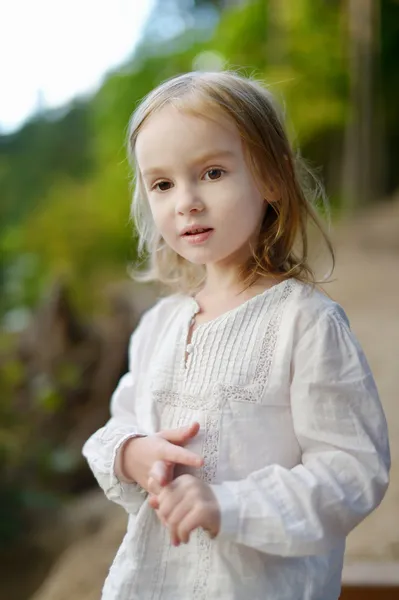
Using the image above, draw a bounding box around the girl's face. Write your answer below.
[135,104,266,271]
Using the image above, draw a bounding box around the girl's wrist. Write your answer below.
[115,435,145,483]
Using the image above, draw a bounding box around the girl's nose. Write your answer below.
[175,186,204,215]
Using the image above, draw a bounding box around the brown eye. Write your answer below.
[204,168,224,181]
[154,181,172,192]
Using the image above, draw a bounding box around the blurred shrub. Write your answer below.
[1,0,399,544]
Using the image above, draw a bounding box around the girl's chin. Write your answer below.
[177,247,235,266]
[175,249,212,264]
[179,249,219,263]
[180,255,208,266]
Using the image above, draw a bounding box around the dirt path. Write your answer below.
[327,200,399,562]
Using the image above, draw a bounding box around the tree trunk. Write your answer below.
[341,0,382,212]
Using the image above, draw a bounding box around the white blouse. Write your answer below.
[82,278,390,600]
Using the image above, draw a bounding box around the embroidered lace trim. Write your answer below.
[217,279,294,404]
[192,413,221,598]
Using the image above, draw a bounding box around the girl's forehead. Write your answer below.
[140,98,239,137]
[135,103,242,165]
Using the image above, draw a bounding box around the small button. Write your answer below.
[186,343,194,353]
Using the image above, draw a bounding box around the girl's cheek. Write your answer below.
[154,214,174,240]
[147,198,157,218]
[149,201,165,222]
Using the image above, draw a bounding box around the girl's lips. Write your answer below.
[182,229,214,244]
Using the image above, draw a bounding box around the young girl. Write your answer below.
[82,71,390,600]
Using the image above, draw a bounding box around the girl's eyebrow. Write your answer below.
[190,149,236,166]
[142,149,236,179]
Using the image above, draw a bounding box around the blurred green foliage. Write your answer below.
[0,328,86,546]
[1,0,399,318]
[1,0,399,545]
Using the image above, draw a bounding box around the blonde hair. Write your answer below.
[127,71,334,294]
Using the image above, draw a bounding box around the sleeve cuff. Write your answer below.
[111,433,147,492]
[210,483,240,539]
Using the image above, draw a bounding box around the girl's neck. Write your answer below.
[199,264,247,298]
[191,274,283,328]
[196,274,281,303]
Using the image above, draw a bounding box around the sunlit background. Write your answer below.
[0,0,155,133]
[1,1,398,599]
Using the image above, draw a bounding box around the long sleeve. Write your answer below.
[82,318,150,515]
[211,307,391,557]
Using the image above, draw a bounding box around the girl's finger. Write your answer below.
[164,499,192,544]
[155,508,167,527]
[162,461,175,485]
[149,460,169,487]
[163,445,204,469]
[148,494,159,509]
[157,482,187,522]
[159,422,200,445]
[176,510,202,545]
[147,476,162,496]
[170,530,180,547]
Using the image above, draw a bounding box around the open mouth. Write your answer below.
[182,228,214,244]
[183,228,213,236]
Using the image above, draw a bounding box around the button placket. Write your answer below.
[185,327,196,371]
[183,304,198,372]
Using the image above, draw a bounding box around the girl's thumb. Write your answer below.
[160,422,200,444]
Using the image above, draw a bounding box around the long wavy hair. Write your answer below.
[127,70,334,294]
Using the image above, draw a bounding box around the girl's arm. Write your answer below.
[82,302,203,516]
[210,308,391,556]
[82,319,151,515]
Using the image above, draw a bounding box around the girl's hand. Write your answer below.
[149,474,221,546]
[115,423,203,493]
[147,460,175,495]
